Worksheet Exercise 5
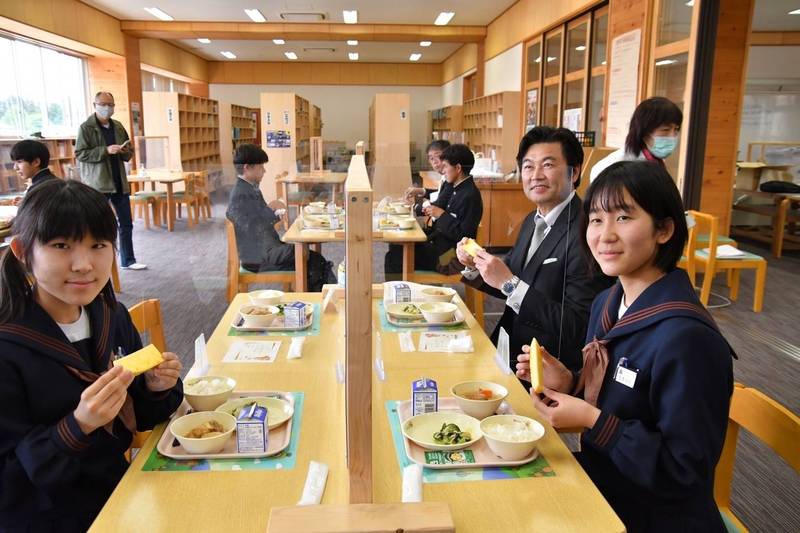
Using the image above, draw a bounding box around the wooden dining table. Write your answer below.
[90,292,349,532]
[128,170,193,232]
[281,213,428,291]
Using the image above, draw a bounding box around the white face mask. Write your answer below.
[95,104,114,119]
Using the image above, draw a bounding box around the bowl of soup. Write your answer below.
[239,304,280,328]
[451,380,509,419]
[421,286,456,303]
[183,376,237,411]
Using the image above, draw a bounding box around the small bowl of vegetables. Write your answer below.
[401,411,482,451]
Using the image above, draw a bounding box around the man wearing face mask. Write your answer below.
[456,127,613,374]
[76,92,146,270]
[590,96,682,182]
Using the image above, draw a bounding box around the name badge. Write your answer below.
[614,357,638,388]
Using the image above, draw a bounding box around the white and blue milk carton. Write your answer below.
[393,283,412,304]
[412,378,438,416]
[236,403,268,454]
[284,301,307,328]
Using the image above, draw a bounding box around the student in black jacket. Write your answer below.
[225,144,335,291]
[385,143,483,276]
[0,179,183,532]
[457,127,612,372]
[1,140,58,206]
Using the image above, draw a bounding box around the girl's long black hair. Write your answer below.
[0,179,118,323]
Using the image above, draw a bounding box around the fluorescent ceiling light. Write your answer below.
[534,56,541,63]
[655,59,677,66]
[220,51,237,59]
[244,8,266,22]
[686,1,695,6]
[420,41,432,47]
[343,10,358,24]
[434,12,455,25]
[273,39,285,45]
[285,51,298,60]
[349,52,359,60]
[790,9,800,15]
[144,7,173,21]
[409,53,422,61]
[575,45,586,51]
[347,40,359,45]
[197,38,211,44]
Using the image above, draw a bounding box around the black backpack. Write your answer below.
[760,180,800,194]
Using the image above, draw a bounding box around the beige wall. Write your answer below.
[139,39,209,82]
[208,62,442,86]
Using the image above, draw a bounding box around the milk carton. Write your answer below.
[236,403,268,454]
[393,283,412,304]
[412,378,438,416]
[284,301,307,328]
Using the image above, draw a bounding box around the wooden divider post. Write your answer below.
[344,148,373,503]
[310,136,324,173]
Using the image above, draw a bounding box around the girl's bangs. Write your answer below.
[34,184,117,245]
[587,178,632,214]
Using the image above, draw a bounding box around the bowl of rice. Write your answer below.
[183,376,237,412]
[479,415,545,460]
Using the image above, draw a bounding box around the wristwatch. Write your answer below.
[500,275,521,297]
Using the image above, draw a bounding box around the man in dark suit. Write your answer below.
[457,127,612,372]
[225,143,335,291]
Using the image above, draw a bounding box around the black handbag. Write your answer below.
[760,180,800,194]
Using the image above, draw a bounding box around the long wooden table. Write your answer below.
[128,171,193,232]
[370,289,624,532]
[90,292,348,532]
[281,215,427,291]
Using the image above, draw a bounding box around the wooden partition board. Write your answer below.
[368,93,411,199]
[267,502,454,533]
[345,152,373,503]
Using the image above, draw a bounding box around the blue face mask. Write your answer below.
[649,135,678,159]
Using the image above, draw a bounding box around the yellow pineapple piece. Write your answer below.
[530,338,544,394]
[113,344,164,376]
[462,238,483,257]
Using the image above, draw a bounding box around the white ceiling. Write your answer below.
[753,0,800,31]
[81,0,515,25]
[180,39,461,62]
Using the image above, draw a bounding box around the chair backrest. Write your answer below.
[714,383,800,509]
[194,170,209,194]
[686,210,719,269]
[128,299,167,352]
[226,218,238,275]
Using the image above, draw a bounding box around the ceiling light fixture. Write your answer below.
[409,53,422,61]
[655,59,677,66]
[546,56,556,62]
[343,10,358,24]
[144,7,174,21]
[575,45,586,51]
[434,12,455,25]
[197,38,211,44]
[420,41,432,47]
[273,39,286,45]
[347,40,359,45]
[285,51,298,60]
[790,9,800,15]
[349,52,359,60]
[220,51,237,59]
[244,8,267,22]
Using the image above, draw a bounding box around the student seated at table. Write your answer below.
[385,143,482,278]
[0,179,184,532]
[226,143,335,291]
[404,139,453,216]
[0,140,57,206]
[517,161,734,533]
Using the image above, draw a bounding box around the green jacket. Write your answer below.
[75,115,134,194]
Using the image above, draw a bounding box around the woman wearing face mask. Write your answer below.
[590,97,682,182]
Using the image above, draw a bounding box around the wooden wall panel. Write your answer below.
[701,0,755,233]
[208,62,442,86]
[86,56,131,133]
[442,44,478,84]
[139,39,209,82]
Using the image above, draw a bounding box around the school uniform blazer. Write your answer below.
[414,179,454,216]
[0,296,183,532]
[577,269,734,533]
[475,195,613,371]
[226,178,286,266]
[426,176,482,256]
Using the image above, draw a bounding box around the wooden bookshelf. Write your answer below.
[219,102,258,186]
[430,105,463,141]
[312,105,323,137]
[368,93,411,198]
[463,91,521,173]
[0,138,76,193]
[259,92,318,197]
[142,92,222,189]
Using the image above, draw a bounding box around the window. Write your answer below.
[0,35,88,138]
[142,70,189,94]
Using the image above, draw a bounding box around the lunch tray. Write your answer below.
[385,307,466,328]
[231,302,314,332]
[396,398,539,469]
[157,391,294,460]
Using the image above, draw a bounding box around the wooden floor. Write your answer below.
[115,195,799,532]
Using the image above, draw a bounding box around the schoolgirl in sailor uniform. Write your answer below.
[518,161,733,532]
[0,180,183,532]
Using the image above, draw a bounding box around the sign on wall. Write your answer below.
[605,29,641,149]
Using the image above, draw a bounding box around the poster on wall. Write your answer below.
[525,89,538,132]
[562,108,582,133]
[266,130,291,148]
[605,28,641,149]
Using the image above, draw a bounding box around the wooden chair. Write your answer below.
[111,256,121,292]
[164,172,199,228]
[130,179,164,229]
[192,170,212,221]
[225,219,294,302]
[683,210,767,312]
[714,383,800,532]
[125,298,168,461]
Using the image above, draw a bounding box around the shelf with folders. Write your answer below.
[462,91,521,173]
